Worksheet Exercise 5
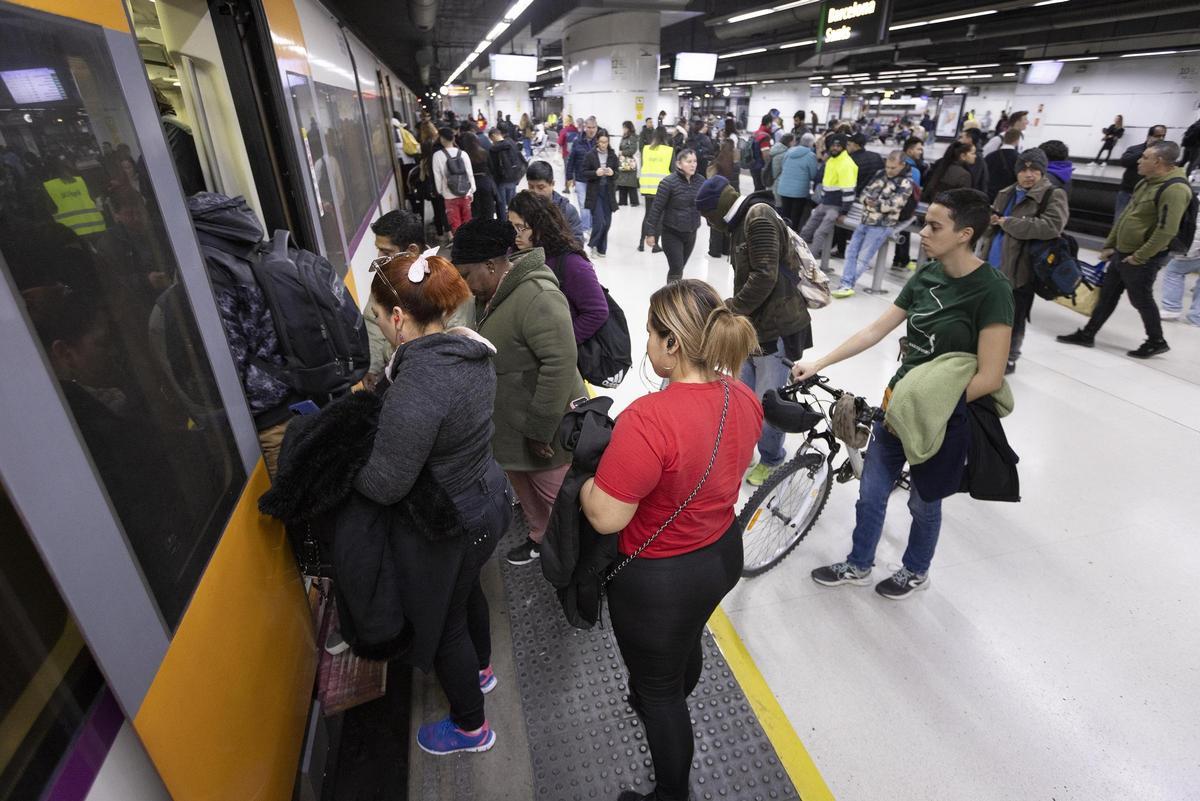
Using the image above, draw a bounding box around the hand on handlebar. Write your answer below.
[790,361,820,382]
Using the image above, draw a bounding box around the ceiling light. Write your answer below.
[967,63,999,68]
[1059,56,1099,62]
[889,20,927,30]
[1120,50,1178,58]
[501,0,535,20]
[719,47,767,59]
[484,21,509,41]
[1033,0,1069,5]
[728,8,775,23]
[659,63,670,70]
[536,65,562,76]
[891,8,997,31]
[877,70,903,75]
[779,39,817,49]
[1003,72,1016,76]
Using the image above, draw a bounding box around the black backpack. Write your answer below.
[1025,187,1083,301]
[444,149,472,196]
[1155,177,1198,255]
[498,144,526,184]
[577,287,632,388]
[190,194,369,399]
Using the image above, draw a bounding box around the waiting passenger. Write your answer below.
[356,249,511,756]
[982,110,1028,157]
[450,219,584,566]
[922,140,977,200]
[578,279,762,801]
[801,133,857,260]
[365,209,427,388]
[617,120,641,208]
[487,127,524,219]
[1058,140,1190,359]
[984,128,1022,201]
[524,160,583,242]
[506,190,608,343]
[431,126,475,233]
[776,135,819,232]
[1040,140,1075,192]
[643,147,702,283]
[976,148,1069,373]
[832,150,916,298]
[792,188,1014,599]
[582,129,620,258]
[457,129,496,223]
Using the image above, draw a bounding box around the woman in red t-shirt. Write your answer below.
[580,280,762,801]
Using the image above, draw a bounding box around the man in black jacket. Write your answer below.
[985,128,1021,201]
[1115,124,1166,219]
[837,133,886,257]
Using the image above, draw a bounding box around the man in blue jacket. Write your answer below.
[524,160,584,242]
[565,116,599,233]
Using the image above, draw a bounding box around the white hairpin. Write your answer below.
[408,245,441,283]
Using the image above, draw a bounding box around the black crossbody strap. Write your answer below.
[604,378,731,585]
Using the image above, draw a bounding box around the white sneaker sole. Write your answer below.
[480,676,497,695]
[812,573,873,587]
[877,578,931,600]
[418,729,496,756]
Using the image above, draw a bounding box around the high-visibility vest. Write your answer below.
[639,145,673,196]
[43,177,106,236]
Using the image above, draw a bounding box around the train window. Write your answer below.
[310,79,377,239]
[287,70,347,268]
[0,5,245,630]
[0,484,107,799]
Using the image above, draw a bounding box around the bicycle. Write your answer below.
[738,374,909,576]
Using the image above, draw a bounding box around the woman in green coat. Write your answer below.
[617,120,641,207]
[451,218,586,566]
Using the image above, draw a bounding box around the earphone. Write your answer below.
[666,335,676,349]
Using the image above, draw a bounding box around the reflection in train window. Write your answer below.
[0,5,245,630]
[357,72,394,199]
[288,71,347,268]
[311,79,377,240]
[0,484,106,799]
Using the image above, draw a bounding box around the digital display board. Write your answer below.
[817,0,893,54]
[673,52,718,82]
[1,67,67,104]
[1023,61,1064,85]
[489,54,537,82]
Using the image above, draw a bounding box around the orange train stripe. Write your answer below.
[134,463,317,801]
[7,0,129,30]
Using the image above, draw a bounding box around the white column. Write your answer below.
[492,81,532,122]
[562,11,660,146]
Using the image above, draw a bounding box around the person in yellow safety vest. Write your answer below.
[43,159,106,238]
[638,127,674,253]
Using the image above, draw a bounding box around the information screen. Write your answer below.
[1,67,67,104]
[1023,61,1064,85]
[489,54,537,83]
[673,52,717,82]
[818,0,893,54]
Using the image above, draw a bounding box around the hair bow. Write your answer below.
[408,245,441,283]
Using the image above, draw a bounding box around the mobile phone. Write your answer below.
[289,400,320,415]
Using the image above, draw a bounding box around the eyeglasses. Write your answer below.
[369,253,402,300]
[511,221,530,234]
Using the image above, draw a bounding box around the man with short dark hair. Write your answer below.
[488,127,524,219]
[847,132,884,195]
[525,160,583,241]
[801,133,858,263]
[1114,124,1167,219]
[639,117,656,150]
[365,210,429,387]
[985,128,1022,200]
[982,110,1028,157]
[892,137,927,269]
[1059,140,1190,359]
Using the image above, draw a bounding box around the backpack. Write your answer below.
[1025,187,1083,301]
[443,149,471,196]
[191,194,369,399]
[767,207,830,309]
[544,254,631,387]
[738,136,755,169]
[1155,177,1199,255]
[498,143,526,184]
[763,152,778,188]
[399,125,421,157]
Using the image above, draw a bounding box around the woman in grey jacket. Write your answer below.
[976,148,1069,373]
[644,148,702,283]
[358,248,512,757]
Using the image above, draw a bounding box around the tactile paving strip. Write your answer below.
[498,522,800,801]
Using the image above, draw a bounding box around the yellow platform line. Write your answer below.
[707,606,836,801]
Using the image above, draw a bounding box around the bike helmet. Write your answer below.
[761,389,824,433]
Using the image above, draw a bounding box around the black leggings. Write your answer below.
[618,185,640,206]
[1095,142,1116,163]
[608,521,743,801]
[660,227,697,283]
[780,195,812,231]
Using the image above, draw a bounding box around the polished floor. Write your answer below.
[537,155,1199,801]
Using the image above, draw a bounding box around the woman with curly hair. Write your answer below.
[507,190,609,343]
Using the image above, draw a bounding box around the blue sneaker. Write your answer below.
[417,716,495,755]
[479,664,497,694]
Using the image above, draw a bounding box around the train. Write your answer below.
[0,0,419,798]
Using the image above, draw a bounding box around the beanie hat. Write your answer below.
[451,218,516,263]
[695,175,730,213]
[1016,147,1047,174]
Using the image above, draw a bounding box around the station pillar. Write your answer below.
[561,11,660,140]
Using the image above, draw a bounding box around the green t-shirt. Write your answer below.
[891,260,1015,388]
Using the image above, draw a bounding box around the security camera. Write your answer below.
[965,24,977,41]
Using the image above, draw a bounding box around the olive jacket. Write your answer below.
[727,192,812,344]
[977,178,1070,288]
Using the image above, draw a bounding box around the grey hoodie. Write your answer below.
[354,329,499,506]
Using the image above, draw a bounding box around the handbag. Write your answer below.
[619,154,637,172]
[599,378,731,601]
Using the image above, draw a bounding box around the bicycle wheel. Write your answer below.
[739,449,833,577]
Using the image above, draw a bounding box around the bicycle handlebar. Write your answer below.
[777,366,884,425]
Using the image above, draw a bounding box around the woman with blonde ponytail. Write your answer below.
[579,279,763,801]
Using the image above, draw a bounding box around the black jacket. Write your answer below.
[645,170,702,236]
[583,149,621,211]
[959,395,1020,502]
[259,388,473,667]
[985,148,1019,201]
[850,149,885,195]
[1119,142,1150,193]
[541,396,618,629]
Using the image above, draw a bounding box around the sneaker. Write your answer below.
[637,244,645,252]
[479,664,497,694]
[416,716,495,755]
[874,566,930,600]
[593,250,606,258]
[832,287,855,299]
[1127,339,1170,359]
[746,461,781,487]
[905,261,917,271]
[811,561,873,587]
[324,627,349,656]
[1160,310,1181,321]
[505,538,540,566]
[1056,329,1095,347]
[1005,360,1016,375]
[651,245,663,253]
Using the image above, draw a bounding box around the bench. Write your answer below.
[817,206,917,296]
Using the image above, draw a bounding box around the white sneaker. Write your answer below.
[1161,310,1182,321]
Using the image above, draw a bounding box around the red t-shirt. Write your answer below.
[594,380,763,558]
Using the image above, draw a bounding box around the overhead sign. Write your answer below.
[817,0,892,54]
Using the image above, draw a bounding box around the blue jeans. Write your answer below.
[1114,190,1133,222]
[588,191,611,254]
[496,182,517,219]
[847,422,943,576]
[738,348,790,467]
[839,224,892,289]
[574,179,592,231]
[1161,256,1200,324]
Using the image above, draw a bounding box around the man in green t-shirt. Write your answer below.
[790,188,1014,599]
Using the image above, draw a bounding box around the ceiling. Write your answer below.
[323,0,1200,96]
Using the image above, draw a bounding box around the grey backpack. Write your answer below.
[444,149,472,196]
